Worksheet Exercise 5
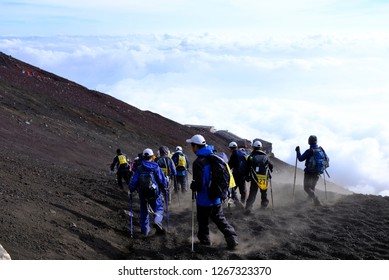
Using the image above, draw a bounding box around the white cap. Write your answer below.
[228,141,238,148]
[253,140,262,148]
[186,134,206,145]
[143,148,154,157]
[176,146,183,151]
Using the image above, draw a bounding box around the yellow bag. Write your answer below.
[255,174,268,190]
[118,155,127,165]
[227,164,236,188]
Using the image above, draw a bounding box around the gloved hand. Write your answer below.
[295,146,300,152]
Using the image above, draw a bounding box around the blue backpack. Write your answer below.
[236,149,248,175]
[307,147,329,174]
[137,166,158,200]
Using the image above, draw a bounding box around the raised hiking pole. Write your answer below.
[292,155,298,204]
[191,190,196,252]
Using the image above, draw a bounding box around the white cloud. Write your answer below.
[1,33,389,195]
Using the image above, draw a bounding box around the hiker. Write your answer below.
[171,146,190,193]
[187,134,238,249]
[295,135,326,206]
[228,141,248,207]
[129,148,168,236]
[245,140,273,213]
[132,153,143,173]
[155,146,177,202]
[110,148,131,190]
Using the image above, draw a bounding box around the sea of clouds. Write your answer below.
[1,33,388,195]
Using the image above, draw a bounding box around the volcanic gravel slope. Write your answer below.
[1,52,388,260]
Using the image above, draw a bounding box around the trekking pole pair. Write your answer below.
[292,154,329,203]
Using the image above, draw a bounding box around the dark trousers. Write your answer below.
[197,204,237,244]
[304,172,320,199]
[245,181,269,210]
[117,170,130,189]
[230,175,247,204]
[174,175,187,193]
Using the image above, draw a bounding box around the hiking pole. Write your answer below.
[323,170,328,201]
[292,155,298,204]
[175,176,181,207]
[129,192,133,238]
[165,189,170,232]
[191,191,196,253]
[268,172,274,211]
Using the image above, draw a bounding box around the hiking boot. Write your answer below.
[244,208,252,215]
[153,222,165,234]
[227,239,239,250]
[234,200,244,209]
[314,197,321,206]
[199,239,211,246]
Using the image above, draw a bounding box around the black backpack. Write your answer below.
[137,166,158,200]
[250,153,269,175]
[207,154,233,200]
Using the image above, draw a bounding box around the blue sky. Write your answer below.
[1,1,389,196]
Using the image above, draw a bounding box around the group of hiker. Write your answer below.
[109,134,329,250]
[110,145,191,236]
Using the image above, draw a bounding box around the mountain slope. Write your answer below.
[2,52,388,261]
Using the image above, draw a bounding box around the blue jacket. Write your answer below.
[171,151,190,176]
[228,149,248,178]
[130,160,168,198]
[297,144,318,173]
[192,145,221,206]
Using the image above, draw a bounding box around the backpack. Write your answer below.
[207,154,235,200]
[236,149,248,175]
[157,157,170,176]
[137,167,158,200]
[307,147,330,174]
[117,154,129,168]
[176,153,187,171]
[250,153,269,175]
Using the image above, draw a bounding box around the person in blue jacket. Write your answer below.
[130,148,168,236]
[171,146,190,193]
[186,134,238,249]
[228,141,248,207]
[295,135,322,206]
